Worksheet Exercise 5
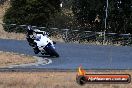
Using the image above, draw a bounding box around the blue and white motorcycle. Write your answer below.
[26,25,59,57]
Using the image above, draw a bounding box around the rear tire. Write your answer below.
[33,46,40,54]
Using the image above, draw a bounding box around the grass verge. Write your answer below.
[0,51,37,67]
[0,71,131,88]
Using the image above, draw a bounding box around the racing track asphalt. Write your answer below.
[0,38,132,70]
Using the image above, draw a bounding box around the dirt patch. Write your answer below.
[0,2,64,41]
[0,1,25,40]
[0,71,131,88]
[0,51,37,67]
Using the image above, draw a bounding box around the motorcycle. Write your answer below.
[26,25,59,57]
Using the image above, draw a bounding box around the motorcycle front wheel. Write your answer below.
[45,46,59,57]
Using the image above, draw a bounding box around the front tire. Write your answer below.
[46,46,59,57]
